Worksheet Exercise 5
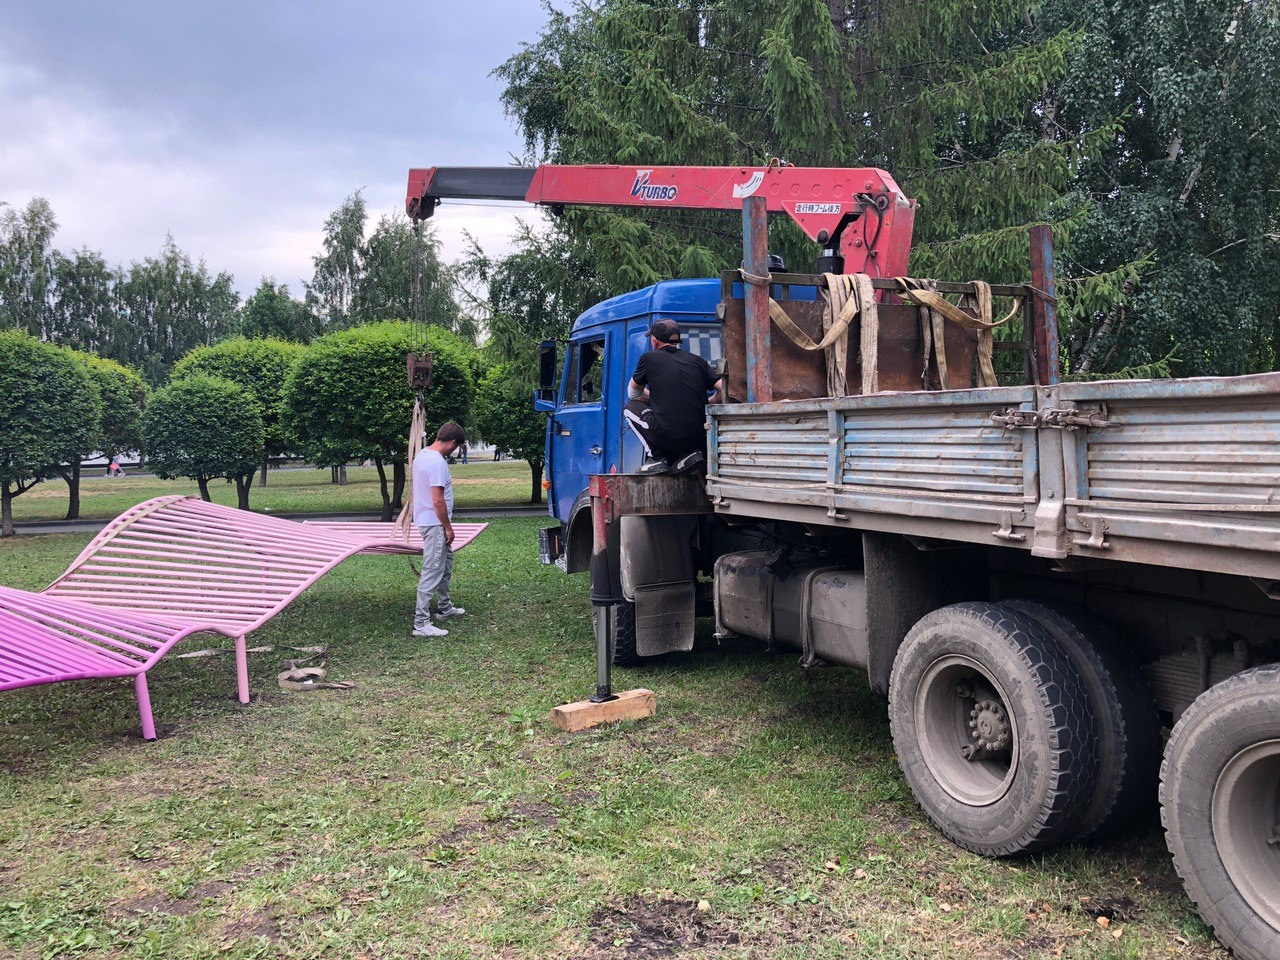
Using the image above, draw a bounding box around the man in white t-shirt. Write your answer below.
[411,420,467,637]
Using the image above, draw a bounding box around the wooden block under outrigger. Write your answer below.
[551,688,656,733]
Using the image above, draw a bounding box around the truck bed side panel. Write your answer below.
[1057,373,1280,579]
[708,373,1280,581]
[708,387,1038,549]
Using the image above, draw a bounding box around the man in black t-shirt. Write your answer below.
[625,318,722,474]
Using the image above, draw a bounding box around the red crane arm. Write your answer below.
[406,164,915,277]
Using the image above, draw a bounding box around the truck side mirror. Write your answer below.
[534,340,558,412]
[538,340,558,392]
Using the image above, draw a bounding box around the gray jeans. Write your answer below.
[414,525,455,628]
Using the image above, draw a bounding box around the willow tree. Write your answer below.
[498,0,1280,377]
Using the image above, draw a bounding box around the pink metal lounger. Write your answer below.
[0,496,487,739]
[300,519,487,554]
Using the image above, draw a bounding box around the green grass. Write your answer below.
[0,527,1226,959]
[10,460,540,523]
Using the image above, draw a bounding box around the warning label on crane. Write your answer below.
[794,202,842,214]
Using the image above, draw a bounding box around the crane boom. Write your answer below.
[406,163,915,277]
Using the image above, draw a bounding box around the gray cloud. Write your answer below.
[0,1,550,297]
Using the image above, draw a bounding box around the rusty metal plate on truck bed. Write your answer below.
[722,295,979,402]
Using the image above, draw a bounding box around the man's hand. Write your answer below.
[443,522,455,546]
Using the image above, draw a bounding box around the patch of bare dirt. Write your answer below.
[431,820,487,848]
[221,911,280,943]
[421,800,560,862]
[506,800,558,828]
[1073,895,1141,923]
[559,788,600,808]
[114,880,235,917]
[584,896,741,958]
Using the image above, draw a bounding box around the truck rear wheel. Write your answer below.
[1161,664,1280,960]
[888,602,1098,856]
[1005,600,1161,842]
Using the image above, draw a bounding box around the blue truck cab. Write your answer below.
[536,277,724,571]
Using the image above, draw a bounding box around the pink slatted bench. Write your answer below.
[300,519,487,554]
[0,495,487,739]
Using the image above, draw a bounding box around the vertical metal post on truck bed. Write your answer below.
[1029,224,1060,386]
[742,195,772,403]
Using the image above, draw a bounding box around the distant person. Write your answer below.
[459,442,469,465]
[106,455,124,478]
[411,421,467,638]
[625,319,722,474]
[493,447,503,461]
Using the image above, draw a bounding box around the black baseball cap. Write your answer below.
[649,319,681,344]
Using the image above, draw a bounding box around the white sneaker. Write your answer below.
[434,606,466,620]
[412,622,449,637]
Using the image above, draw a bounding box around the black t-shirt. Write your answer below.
[632,345,718,438]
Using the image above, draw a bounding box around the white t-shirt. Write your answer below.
[412,448,453,527]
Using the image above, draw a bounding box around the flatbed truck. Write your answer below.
[408,163,1280,960]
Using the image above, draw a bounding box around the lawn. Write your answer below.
[9,460,541,523]
[0,524,1225,960]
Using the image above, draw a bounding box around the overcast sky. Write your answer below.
[0,1,551,297]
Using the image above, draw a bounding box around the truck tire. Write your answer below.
[592,601,640,667]
[1161,663,1280,960]
[888,602,1098,856]
[1005,600,1161,842]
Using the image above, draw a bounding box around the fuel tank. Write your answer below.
[713,550,869,669]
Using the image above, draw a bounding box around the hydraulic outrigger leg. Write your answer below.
[550,476,657,731]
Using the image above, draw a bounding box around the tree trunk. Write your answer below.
[63,463,82,521]
[1,486,13,538]
[530,461,544,504]
[391,461,406,513]
[235,472,254,510]
[331,465,340,484]
[197,477,212,501]
[260,457,269,487]
[339,464,347,485]
[374,457,392,521]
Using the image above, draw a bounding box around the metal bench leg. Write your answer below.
[235,635,250,704]
[135,673,157,741]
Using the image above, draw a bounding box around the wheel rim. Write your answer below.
[1212,738,1280,931]
[914,654,1019,807]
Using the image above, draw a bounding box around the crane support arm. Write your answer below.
[406,163,915,277]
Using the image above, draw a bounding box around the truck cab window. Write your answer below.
[678,324,722,367]
[564,338,605,406]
